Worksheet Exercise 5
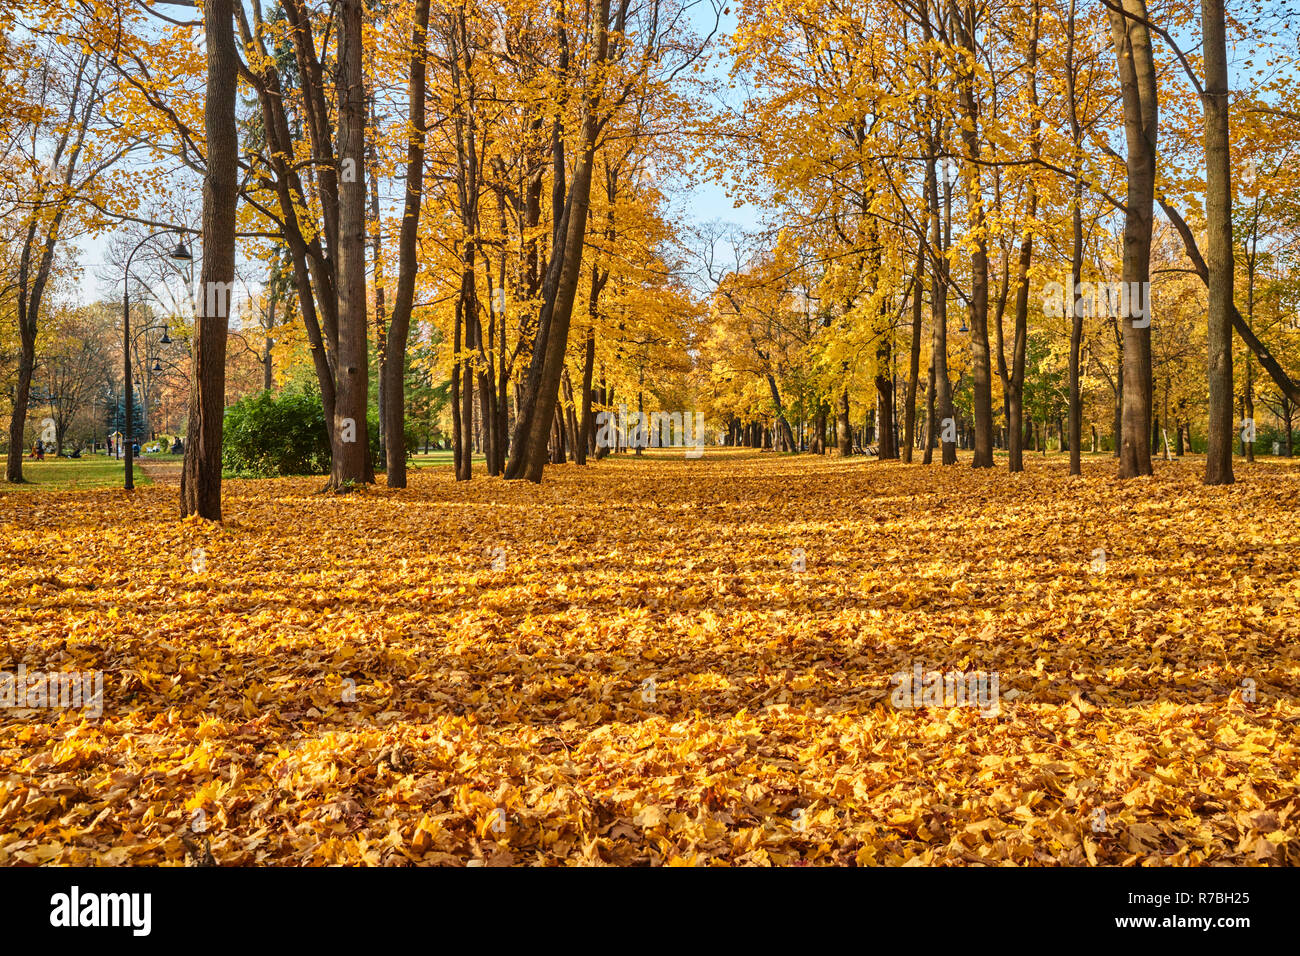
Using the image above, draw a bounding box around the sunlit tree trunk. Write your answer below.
[837,387,852,456]
[506,0,616,482]
[952,0,994,468]
[382,0,430,488]
[1064,0,1084,476]
[1108,0,1157,479]
[328,0,372,489]
[923,353,937,465]
[903,242,924,464]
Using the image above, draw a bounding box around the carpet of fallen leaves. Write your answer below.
[1,450,1298,866]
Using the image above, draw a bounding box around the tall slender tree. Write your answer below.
[382,0,431,488]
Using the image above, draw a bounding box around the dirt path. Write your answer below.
[138,459,183,486]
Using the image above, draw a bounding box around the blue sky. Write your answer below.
[672,1,760,233]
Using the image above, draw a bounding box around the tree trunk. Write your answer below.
[595,380,611,459]
[1201,0,1234,482]
[922,353,937,464]
[1007,214,1032,473]
[577,326,596,465]
[1113,326,1124,457]
[562,368,580,461]
[875,365,897,459]
[837,388,852,456]
[505,0,612,483]
[931,160,957,466]
[457,268,475,480]
[6,332,35,484]
[952,0,994,468]
[6,70,94,482]
[903,244,924,463]
[451,296,463,477]
[262,280,276,390]
[328,0,372,489]
[181,0,237,518]
[369,89,386,462]
[1109,0,1157,479]
[382,0,430,488]
[1065,0,1084,476]
[766,373,796,451]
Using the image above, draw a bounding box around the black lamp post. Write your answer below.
[123,231,191,489]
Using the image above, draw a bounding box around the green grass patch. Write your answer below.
[0,454,149,492]
[409,451,483,467]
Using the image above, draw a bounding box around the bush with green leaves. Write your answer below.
[222,388,331,477]
[222,388,416,477]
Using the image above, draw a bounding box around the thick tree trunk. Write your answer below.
[837,388,852,456]
[1109,0,1157,479]
[328,0,372,489]
[1202,0,1234,485]
[875,366,896,459]
[181,0,237,518]
[369,92,386,462]
[1067,193,1084,476]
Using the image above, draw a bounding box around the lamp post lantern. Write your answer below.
[123,231,191,489]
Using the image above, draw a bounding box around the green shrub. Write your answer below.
[222,388,416,477]
[223,388,331,477]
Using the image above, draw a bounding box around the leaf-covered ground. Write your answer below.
[2,451,1298,866]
